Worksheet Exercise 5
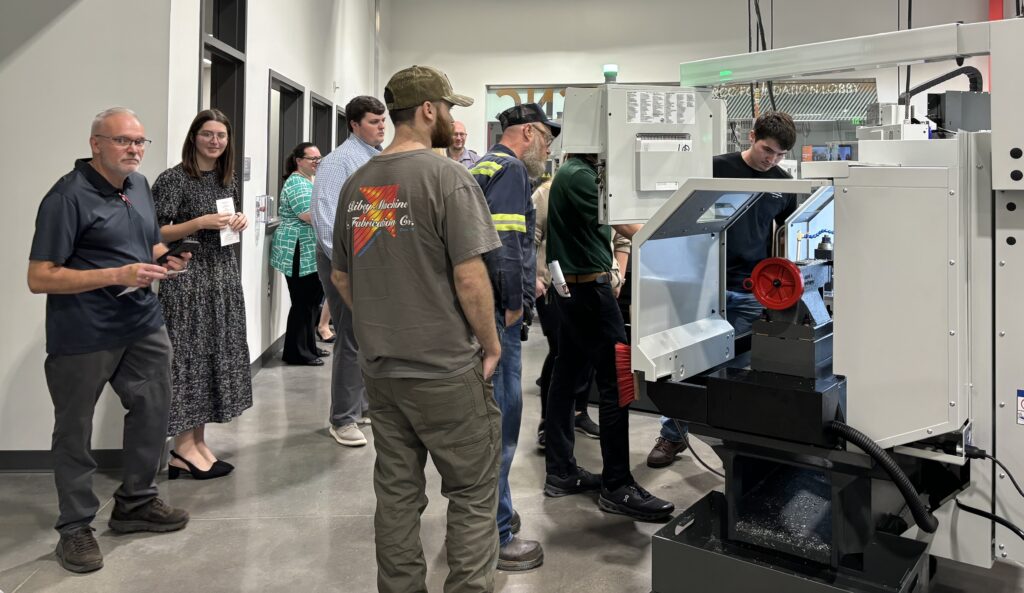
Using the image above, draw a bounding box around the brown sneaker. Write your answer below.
[55,527,103,573]
[109,498,189,534]
[646,437,688,468]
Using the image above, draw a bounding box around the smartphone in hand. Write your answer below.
[157,239,200,265]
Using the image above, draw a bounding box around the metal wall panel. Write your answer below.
[994,186,1024,563]
[833,166,967,449]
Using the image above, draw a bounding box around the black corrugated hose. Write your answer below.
[826,420,939,534]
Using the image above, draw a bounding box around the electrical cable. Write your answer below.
[987,454,1024,499]
[899,66,984,106]
[747,1,756,118]
[747,0,752,54]
[965,445,1024,500]
[674,420,726,479]
[729,121,742,148]
[752,0,778,112]
[827,420,939,533]
[904,0,913,115]
[955,499,1024,543]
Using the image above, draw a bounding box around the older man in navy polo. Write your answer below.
[28,107,191,573]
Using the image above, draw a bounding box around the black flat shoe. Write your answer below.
[316,330,336,343]
[168,451,232,480]
[315,348,331,357]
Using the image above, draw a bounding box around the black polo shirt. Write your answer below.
[30,159,164,355]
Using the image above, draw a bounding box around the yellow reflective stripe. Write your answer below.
[469,161,503,177]
[492,213,527,232]
[492,213,526,223]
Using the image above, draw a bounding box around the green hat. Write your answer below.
[384,65,473,111]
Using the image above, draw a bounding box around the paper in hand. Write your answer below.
[216,197,240,246]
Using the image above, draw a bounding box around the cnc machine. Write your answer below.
[560,18,1024,593]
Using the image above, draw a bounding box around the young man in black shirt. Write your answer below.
[647,112,798,468]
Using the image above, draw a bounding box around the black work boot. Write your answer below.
[109,497,189,534]
[55,526,103,573]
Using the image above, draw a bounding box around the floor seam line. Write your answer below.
[10,567,41,593]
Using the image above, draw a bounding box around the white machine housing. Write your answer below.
[631,178,818,383]
[559,84,725,224]
[626,19,1024,572]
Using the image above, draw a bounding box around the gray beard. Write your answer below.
[522,142,546,179]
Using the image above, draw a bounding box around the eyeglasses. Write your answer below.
[197,130,228,141]
[94,135,152,148]
[530,124,554,147]
[453,132,468,138]
[299,156,321,163]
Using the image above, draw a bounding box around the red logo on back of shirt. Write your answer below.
[351,184,401,256]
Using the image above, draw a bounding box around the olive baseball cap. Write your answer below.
[384,66,473,111]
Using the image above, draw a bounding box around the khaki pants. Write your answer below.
[365,363,502,593]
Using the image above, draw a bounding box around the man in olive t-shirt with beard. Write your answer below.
[331,65,503,593]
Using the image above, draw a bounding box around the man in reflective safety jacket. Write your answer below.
[470,102,558,571]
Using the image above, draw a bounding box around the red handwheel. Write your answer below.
[745,258,804,310]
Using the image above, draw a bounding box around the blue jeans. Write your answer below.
[659,416,688,443]
[726,290,764,336]
[492,315,523,546]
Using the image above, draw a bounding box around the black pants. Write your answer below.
[544,282,633,490]
[45,326,172,534]
[536,290,591,421]
[282,245,324,364]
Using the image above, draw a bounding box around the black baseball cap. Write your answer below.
[497,103,561,138]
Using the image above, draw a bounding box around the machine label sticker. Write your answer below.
[626,91,696,125]
[1017,390,1024,425]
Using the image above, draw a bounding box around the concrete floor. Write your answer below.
[2,336,1023,592]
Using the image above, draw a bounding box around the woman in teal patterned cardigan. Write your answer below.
[271,142,328,365]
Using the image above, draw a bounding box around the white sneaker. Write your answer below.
[357,417,372,426]
[329,423,367,447]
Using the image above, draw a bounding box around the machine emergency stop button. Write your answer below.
[744,258,804,310]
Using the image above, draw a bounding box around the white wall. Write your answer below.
[381,0,991,150]
[0,0,376,454]
[0,0,174,450]
[164,0,378,366]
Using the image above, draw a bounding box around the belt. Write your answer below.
[564,272,612,284]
